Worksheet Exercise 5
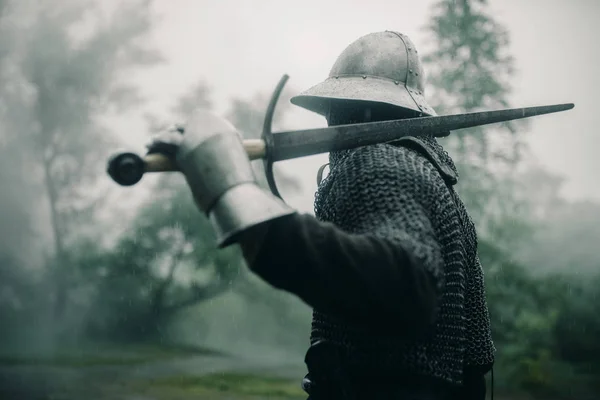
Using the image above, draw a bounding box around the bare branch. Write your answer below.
[149,242,187,313]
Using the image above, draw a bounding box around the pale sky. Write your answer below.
[117,0,599,213]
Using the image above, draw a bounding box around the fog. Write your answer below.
[122,0,599,205]
[0,1,598,399]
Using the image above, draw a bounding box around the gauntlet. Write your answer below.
[147,109,294,247]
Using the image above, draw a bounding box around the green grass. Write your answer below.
[145,372,306,399]
[0,354,152,367]
[122,341,227,357]
[0,342,226,367]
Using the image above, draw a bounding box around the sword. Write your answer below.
[107,75,574,196]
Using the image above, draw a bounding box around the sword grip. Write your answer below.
[244,139,267,160]
[145,139,267,172]
[144,153,177,172]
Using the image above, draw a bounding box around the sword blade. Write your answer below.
[270,103,574,161]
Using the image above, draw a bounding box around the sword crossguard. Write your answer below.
[261,74,289,200]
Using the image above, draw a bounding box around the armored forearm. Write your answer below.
[146,110,295,247]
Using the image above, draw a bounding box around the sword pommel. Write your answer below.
[107,139,267,186]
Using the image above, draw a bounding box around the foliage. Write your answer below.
[423,0,532,249]
[0,2,598,400]
[81,78,306,341]
[554,275,600,368]
[0,0,161,345]
[424,1,600,397]
[83,176,243,340]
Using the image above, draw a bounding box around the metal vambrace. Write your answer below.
[175,109,295,248]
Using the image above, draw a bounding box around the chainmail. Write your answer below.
[312,135,495,385]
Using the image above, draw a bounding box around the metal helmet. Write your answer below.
[291,31,436,117]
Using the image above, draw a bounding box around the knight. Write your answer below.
[147,31,495,400]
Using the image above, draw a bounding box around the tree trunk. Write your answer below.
[42,155,68,321]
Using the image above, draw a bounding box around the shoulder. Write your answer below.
[332,143,447,196]
[317,143,453,225]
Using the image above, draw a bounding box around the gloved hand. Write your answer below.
[145,108,294,248]
[146,123,185,160]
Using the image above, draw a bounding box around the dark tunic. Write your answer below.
[244,137,495,400]
[250,212,439,333]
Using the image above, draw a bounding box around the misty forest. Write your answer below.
[0,0,597,399]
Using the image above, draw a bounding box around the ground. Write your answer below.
[0,343,307,400]
[0,343,537,400]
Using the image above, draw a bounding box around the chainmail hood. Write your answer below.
[313,135,495,385]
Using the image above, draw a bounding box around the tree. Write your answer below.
[31,1,159,320]
[84,81,239,341]
[480,240,571,391]
[423,0,519,155]
[0,0,45,287]
[84,175,243,341]
[422,0,532,249]
[423,3,600,396]
[422,0,561,393]
[0,1,49,349]
[553,274,600,391]
[0,0,162,345]
[84,74,307,341]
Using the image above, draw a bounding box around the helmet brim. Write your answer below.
[290,76,437,117]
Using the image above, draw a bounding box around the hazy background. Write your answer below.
[123,0,598,207]
[0,1,598,399]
